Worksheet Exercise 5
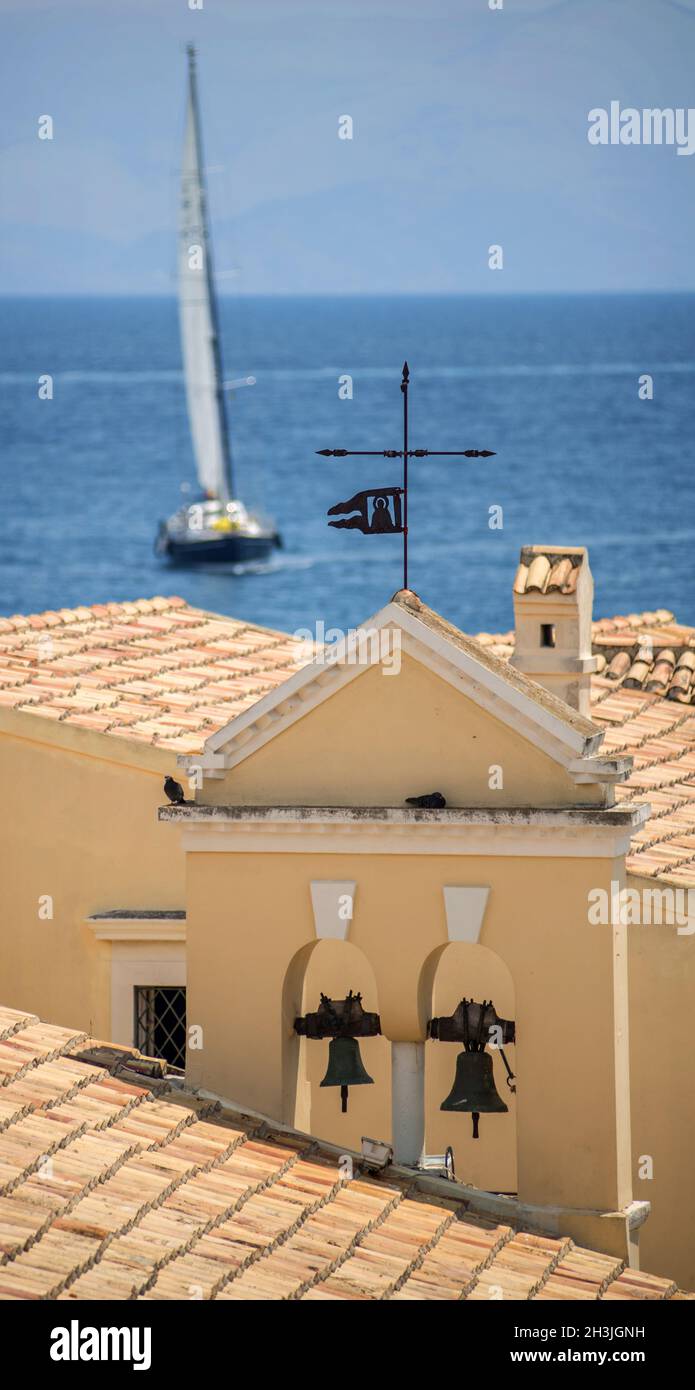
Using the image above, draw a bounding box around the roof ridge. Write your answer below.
[391,589,599,739]
[0,598,298,653]
[0,596,190,634]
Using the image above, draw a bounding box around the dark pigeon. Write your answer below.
[405,791,447,809]
[164,776,190,805]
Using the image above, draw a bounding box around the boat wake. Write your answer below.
[190,554,317,578]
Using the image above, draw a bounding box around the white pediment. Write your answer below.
[178,593,624,788]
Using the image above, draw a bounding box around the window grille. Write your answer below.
[134,986,186,1069]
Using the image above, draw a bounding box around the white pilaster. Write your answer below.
[391,1041,425,1166]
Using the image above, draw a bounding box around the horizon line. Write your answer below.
[1,287,694,299]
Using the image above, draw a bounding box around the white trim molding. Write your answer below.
[161,803,648,859]
[109,942,186,1050]
[443,887,490,943]
[86,911,186,943]
[310,881,356,940]
[176,597,617,789]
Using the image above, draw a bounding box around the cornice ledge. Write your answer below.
[158,803,649,830]
[86,911,187,942]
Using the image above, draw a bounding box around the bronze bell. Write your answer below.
[441,1050,508,1137]
[320,1037,374,1113]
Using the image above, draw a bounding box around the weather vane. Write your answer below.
[318,362,495,590]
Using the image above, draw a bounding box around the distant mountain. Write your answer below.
[1,0,694,293]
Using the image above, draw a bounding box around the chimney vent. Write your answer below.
[509,545,598,715]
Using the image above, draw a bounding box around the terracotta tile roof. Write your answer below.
[592,614,695,705]
[513,546,586,597]
[591,688,695,888]
[0,1005,690,1302]
[0,597,313,756]
[474,609,695,888]
[3,593,694,885]
[476,608,695,705]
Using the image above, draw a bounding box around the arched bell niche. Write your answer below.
[420,942,517,1193]
[282,938,390,1152]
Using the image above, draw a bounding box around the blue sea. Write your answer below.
[1,293,694,635]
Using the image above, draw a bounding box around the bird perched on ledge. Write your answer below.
[405,791,447,809]
[164,776,192,806]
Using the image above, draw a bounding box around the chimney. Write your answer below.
[509,545,598,716]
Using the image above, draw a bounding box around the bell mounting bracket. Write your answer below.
[294,990,381,1040]
[428,997,515,1048]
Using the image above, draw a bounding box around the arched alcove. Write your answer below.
[282,938,390,1151]
[420,941,517,1193]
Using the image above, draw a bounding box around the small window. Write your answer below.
[135,986,186,1069]
[540,624,556,648]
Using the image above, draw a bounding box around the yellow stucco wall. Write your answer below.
[627,881,695,1289]
[203,653,606,808]
[3,629,693,1289]
[184,650,632,1222]
[185,848,630,1215]
[0,726,184,1037]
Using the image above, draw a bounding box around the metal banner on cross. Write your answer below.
[318,362,495,589]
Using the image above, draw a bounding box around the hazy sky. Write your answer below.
[2,0,695,293]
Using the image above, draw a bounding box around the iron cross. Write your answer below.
[318,362,495,590]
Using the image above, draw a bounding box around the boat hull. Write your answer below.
[157,526,281,565]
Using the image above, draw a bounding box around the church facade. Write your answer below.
[1,555,694,1286]
[161,579,680,1275]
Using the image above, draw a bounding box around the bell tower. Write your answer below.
[509,545,598,716]
[167,585,645,1264]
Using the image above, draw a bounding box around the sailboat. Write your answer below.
[156,45,281,564]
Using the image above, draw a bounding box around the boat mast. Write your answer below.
[186,43,234,501]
